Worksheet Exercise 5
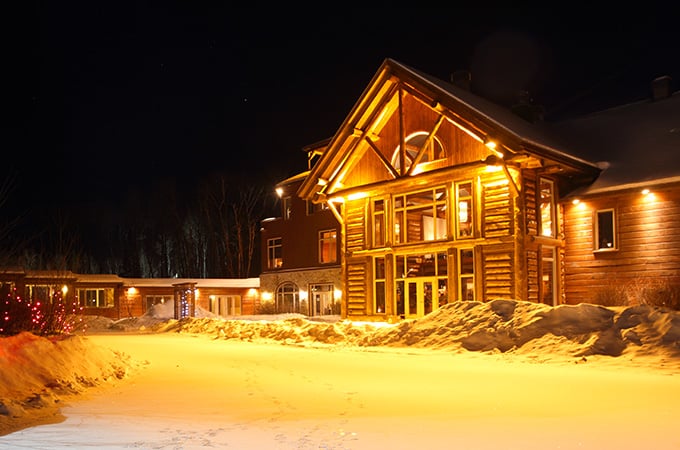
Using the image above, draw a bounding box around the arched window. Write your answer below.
[276,282,300,313]
[391,132,445,172]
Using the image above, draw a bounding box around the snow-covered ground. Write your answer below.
[1,300,680,449]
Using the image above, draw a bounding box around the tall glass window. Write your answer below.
[456,181,473,238]
[539,178,556,237]
[373,199,385,247]
[374,257,386,314]
[459,249,475,301]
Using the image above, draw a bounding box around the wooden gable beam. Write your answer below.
[365,135,399,179]
[406,114,446,176]
[398,86,406,176]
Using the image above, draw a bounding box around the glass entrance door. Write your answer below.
[404,279,434,318]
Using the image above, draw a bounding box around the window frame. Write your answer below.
[78,288,115,308]
[455,180,474,239]
[393,186,447,244]
[539,177,557,237]
[318,229,338,264]
[458,248,475,301]
[594,208,617,251]
[267,237,283,269]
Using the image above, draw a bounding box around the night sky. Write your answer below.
[4,3,680,215]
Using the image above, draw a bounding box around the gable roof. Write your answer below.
[298,58,601,200]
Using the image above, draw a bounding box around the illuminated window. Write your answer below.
[595,209,616,250]
[209,295,241,316]
[391,132,446,173]
[318,229,337,264]
[458,248,475,301]
[373,199,385,247]
[77,288,114,308]
[374,257,385,314]
[539,178,556,237]
[267,237,283,269]
[456,181,474,238]
[393,187,447,244]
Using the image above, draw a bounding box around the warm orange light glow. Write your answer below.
[61,285,68,295]
[347,191,367,201]
[261,291,273,301]
[641,188,650,195]
[275,187,283,197]
[127,287,138,295]
[334,289,342,300]
[247,288,258,298]
[572,199,580,205]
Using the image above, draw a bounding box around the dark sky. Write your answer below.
[4,3,680,214]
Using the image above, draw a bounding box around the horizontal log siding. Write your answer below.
[563,187,680,305]
[526,249,539,302]
[344,199,368,315]
[346,262,368,315]
[523,174,538,236]
[483,177,512,237]
[482,245,515,299]
[345,200,366,252]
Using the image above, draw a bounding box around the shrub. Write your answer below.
[256,300,277,315]
[1,288,83,336]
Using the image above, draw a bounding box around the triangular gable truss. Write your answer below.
[299,58,601,203]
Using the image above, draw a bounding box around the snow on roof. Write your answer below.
[390,59,601,171]
[121,278,260,289]
[548,88,680,195]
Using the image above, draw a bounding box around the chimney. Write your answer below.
[651,75,673,101]
[451,70,471,91]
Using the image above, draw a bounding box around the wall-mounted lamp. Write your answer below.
[484,136,497,150]
[275,187,283,197]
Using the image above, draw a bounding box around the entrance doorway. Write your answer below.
[397,278,435,318]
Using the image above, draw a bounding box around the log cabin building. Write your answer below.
[281,58,680,322]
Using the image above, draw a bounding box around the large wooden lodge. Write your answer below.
[2,59,678,323]
[265,58,680,321]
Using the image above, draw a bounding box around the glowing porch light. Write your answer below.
[247,288,258,297]
[641,188,650,195]
[61,285,68,295]
[261,291,273,301]
[127,287,138,295]
[275,187,283,197]
[333,289,342,300]
[572,199,580,205]
[299,290,308,301]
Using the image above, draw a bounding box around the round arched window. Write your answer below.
[391,132,445,172]
[275,282,300,313]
